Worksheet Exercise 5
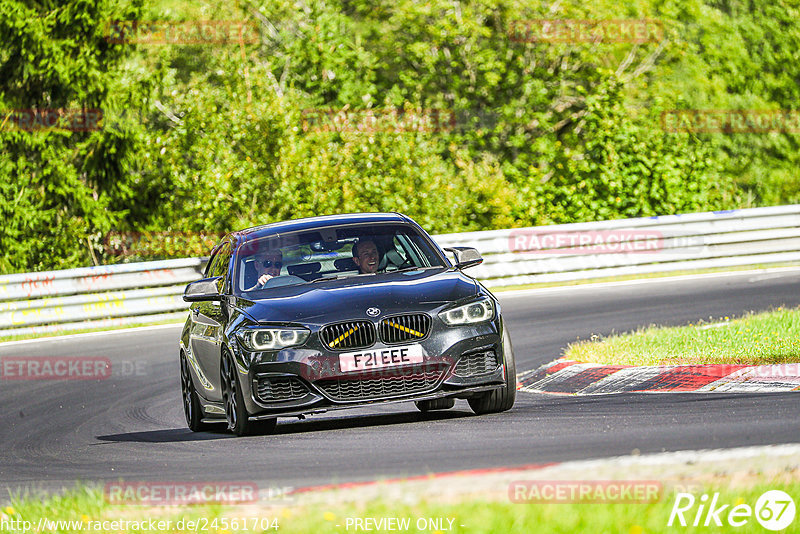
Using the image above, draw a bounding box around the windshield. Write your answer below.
[233,223,446,296]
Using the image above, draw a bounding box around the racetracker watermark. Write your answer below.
[749,363,800,378]
[102,231,225,258]
[296,359,452,382]
[103,481,273,505]
[509,480,662,503]
[1,516,279,532]
[0,357,146,380]
[2,357,110,380]
[661,109,800,133]
[509,229,663,254]
[105,20,258,45]
[301,108,457,133]
[668,490,795,531]
[508,19,664,44]
[0,109,103,132]
[507,229,708,255]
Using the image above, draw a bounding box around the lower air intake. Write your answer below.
[453,350,499,377]
[256,376,309,403]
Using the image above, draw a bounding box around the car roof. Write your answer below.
[229,212,413,249]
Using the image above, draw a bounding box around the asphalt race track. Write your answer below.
[2,269,800,496]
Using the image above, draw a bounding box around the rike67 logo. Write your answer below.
[668,490,795,531]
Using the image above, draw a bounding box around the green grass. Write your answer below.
[565,306,800,366]
[2,481,798,533]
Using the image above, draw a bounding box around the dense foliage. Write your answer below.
[1,0,797,272]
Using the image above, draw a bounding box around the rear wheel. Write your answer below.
[221,352,277,436]
[415,398,455,412]
[468,327,517,415]
[181,353,212,432]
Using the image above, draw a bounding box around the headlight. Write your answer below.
[237,327,310,351]
[439,298,495,326]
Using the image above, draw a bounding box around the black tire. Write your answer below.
[415,398,456,412]
[181,352,213,432]
[468,327,517,415]
[221,352,277,436]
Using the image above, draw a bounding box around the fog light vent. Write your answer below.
[454,350,499,377]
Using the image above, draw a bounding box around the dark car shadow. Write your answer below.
[95,426,230,443]
[95,409,473,443]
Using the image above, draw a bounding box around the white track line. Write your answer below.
[495,266,800,298]
[552,443,800,470]
[0,322,184,347]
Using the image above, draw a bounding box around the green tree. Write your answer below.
[0,0,144,271]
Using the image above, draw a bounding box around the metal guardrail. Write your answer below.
[1,205,798,336]
[437,204,800,286]
[0,259,204,336]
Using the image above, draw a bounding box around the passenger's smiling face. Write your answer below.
[353,241,379,274]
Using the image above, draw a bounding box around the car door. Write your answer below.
[189,241,232,402]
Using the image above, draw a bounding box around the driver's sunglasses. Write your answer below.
[263,260,283,268]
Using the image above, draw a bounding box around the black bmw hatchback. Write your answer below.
[180,213,516,435]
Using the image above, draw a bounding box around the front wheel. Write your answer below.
[181,352,212,432]
[468,327,517,415]
[221,353,277,436]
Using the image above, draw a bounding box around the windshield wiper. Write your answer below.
[393,265,437,273]
[308,275,343,283]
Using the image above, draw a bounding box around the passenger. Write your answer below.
[352,239,380,274]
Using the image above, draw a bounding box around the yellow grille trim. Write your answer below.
[329,326,358,348]
[386,320,424,338]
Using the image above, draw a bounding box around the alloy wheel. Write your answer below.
[221,355,238,431]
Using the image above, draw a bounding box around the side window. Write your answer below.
[208,242,233,291]
[391,235,410,263]
[205,244,224,277]
[395,233,432,267]
[204,249,219,278]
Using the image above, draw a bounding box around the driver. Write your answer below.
[248,249,283,289]
[352,239,380,274]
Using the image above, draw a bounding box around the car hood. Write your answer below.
[234,268,479,325]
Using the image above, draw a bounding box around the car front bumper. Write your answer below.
[230,319,507,418]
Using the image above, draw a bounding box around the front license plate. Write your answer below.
[339,344,424,372]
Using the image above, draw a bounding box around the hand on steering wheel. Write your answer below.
[257,274,275,287]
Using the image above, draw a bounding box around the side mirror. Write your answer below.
[183,277,223,302]
[443,247,483,269]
